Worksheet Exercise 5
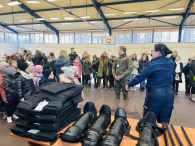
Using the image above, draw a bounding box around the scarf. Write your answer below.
[20,70,33,79]
[175,61,181,73]
[101,56,107,68]
[48,60,52,63]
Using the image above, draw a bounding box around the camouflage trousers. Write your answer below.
[114,79,129,100]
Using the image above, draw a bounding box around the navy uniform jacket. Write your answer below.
[127,56,174,89]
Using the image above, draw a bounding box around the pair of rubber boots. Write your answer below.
[60,102,129,146]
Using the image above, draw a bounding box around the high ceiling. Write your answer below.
[0,0,194,33]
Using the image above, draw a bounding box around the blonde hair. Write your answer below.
[9,59,17,66]
[48,55,51,58]
[176,55,180,59]
[172,50,178,56]
[35,50,42,55]
[101,51,107,57]
[27,50,32,55]
[57,50,68,61]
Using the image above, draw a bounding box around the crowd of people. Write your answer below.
[0,46,195,124]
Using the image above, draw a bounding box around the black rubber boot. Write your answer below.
[82,104,111,146]
[101,108,129,146]
[59,102,97,143]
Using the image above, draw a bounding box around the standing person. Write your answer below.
[34,50,44,65]
[91,55,99,88]
[82,57,92,88]
[3,67,18,123]
[91,51,113,91]
[45,55,56,75]
[23,50,27,58]
[129,54,139,91]
[112,46,133,100]
[139,55,149,91]
[69,48,78,64]
[83,50,91,62]
[26,50,32,58]
[139,52,150,62]
[33,65,43,90]
[126,43,174,123]
[42,53,47,65]
[108,56,115,89]
[73,56,82,83]
[183,58,192,95]
[17,54,25,63]
[189,55,195,103]
[173,56,183,95]
[169,50,178,62]
[15,62,36,102]
[55,50,71,78]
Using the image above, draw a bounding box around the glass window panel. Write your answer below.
[153,32,161,43]
[60,34,64,43]
[170,31,178,42]
[190,29,195,42]
[18,34,29,44]
[70,33,74,44]
[125,34,132,43]
[139,33,146,43]
[65,34,69,44]
[0,32,4,43]
[181,29,189,42]
[162,32,170,42]
[133,33,139,43]
[146,32,152,43]
[30,33,43,44]
[75,34,80,43]
[54,35,57,44]
[5,32,17,43]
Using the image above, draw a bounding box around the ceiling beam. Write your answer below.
[0,0,160,16]
[91,0,111,35]
[178,0,195,42]
[149,18,179,26]
[15,1,59,43]
[0,23,18,33]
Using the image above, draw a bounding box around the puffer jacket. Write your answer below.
[131,60,139,75]
[3,74,16,100]
[15,72,36,100]
[55,58,72,76]
[0,74,7,102]
[34,54,44,65]
[45,60,56,73]
[73,60,82,78]
[33,73,43,90]
[39,78,55,87]
[82,61,91,75]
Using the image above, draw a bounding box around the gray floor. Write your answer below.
[0,85,195,146]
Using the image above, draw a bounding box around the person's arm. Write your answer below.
[15,77,23,99]
[127,65,153,87]
[134,61,139,69]
[108,59,113,65]
[112,60,116,77]
[91,59,99,66]
[178,63,184,75]
[82,63,84,74]
[3,79,15,95]
[119,59,133,79]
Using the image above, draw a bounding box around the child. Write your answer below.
[27,62,34,74]
[173,56,183,95]
[33,65,43,90]
[0,62,8,120]
[3,67,18,123]
[73,56,82,83]
[39,69,55,87]
[82,57,91,88]
[92,55,98,88]
[183,58,192,95]
[69,66,80,84]
[9,60,17,69]
[60,67,76,83]
[17,54,25,63]
[15,62,36,102]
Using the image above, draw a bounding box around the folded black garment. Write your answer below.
[15,108,81,132]
[17,92,83,115]
[15,103,78,123]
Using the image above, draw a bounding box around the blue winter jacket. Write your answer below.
[39,78,55,87]
[55,58,71,75]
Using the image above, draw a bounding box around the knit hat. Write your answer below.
[6,67,16,75]
[18,62,29,72]
[42,69,52,79]
[34,65,43,73]
[61,67,75,78]
[43,65,50,70]
[69,66,78,72]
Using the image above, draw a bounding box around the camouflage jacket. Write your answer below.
[112,53,133,80]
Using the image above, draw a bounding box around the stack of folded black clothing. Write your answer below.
[10,82,84,143]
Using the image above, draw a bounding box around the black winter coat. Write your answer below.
[183,63,190,79]
[34,54,44,65]
[15,72,36,100]
[92,59,99,73]
[3,74,16,100]
[45,60,56,73]
[139,60,149,72]
[173,62,183,83]
[39,78,55,87]
[69,52,78,63]
[17,59,25,64]
[189,60,195,87]
[108,59,114,75]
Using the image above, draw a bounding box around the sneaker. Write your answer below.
[88,84,91,88]
[13,114,19,119]
[104,87,107,91]
[130,87,133,91]
[7,117,12,123]
[98,87,100,91]
[2,114,7,120]
[133,87,136,91]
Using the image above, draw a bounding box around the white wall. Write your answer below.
[0,43,19,60]
[19,43,195,65]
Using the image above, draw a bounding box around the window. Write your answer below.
[30,33,43,44]
[112,31,132,43]
[5,32,17,43]
[75,32,91,44]
[18,34,29,44]
[92,32,108,44]
[154,29,178,43]
[44,33,57,44]
[189,28,195,42]
[60,33,74,44]
[0,32,4,43]
[133,30,152,43]
[181,29,190,42]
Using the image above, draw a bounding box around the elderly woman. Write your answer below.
[91,51,113,91]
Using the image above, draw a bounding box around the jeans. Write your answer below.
[84,75,89,84]
[109,75,114,87]
[173,82,179,92]
[129,74,137,89]
[140,80,146,87]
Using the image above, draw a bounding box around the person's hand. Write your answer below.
[84,74,86,75]
[187,75,189,78]
[90,66,91,67]
[115,76,118,80]
[117,76,120,81]
[20,98,25,102]
[126,85,130,91]
[96,72,98,73]
[176,74,178,77]
[144,48,151,55]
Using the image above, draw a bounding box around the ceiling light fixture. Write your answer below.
[36,18,46,20]
[124,12,136,14]
[81,16,90,19]
[19,20,27,22]
[145,10,159,13]
[125,19,138,21]
[47,0,58,2]
[62,23,72,25]
[64,17,74,20]
[33,24,42,26]
[169,8,184,11]
[162,16,178,19]
[7,2,21,6]
[105,13,116,16]
[25,1,40,3]
[9,25,16,28]
[50,18,59,20]
[90,21,99,23]
[0,5,3,7]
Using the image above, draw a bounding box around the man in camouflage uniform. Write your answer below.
[112,46,133,100]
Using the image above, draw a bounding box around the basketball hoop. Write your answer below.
[106,39,111,44]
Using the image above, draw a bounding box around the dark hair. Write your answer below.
[84,57,88,59]
[23,50,27,53]
[71,48,74,50]
[132,53,138,61]
[154,43,172,56]
[189,58,192,61]
[50,52,54,57]
[120,46,126,53]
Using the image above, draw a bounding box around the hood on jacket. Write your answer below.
[55,58,71,68]
[59,74,72,83]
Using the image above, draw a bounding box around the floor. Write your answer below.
[0,83,195,146]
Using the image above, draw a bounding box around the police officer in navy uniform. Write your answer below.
[126,43,174,123]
